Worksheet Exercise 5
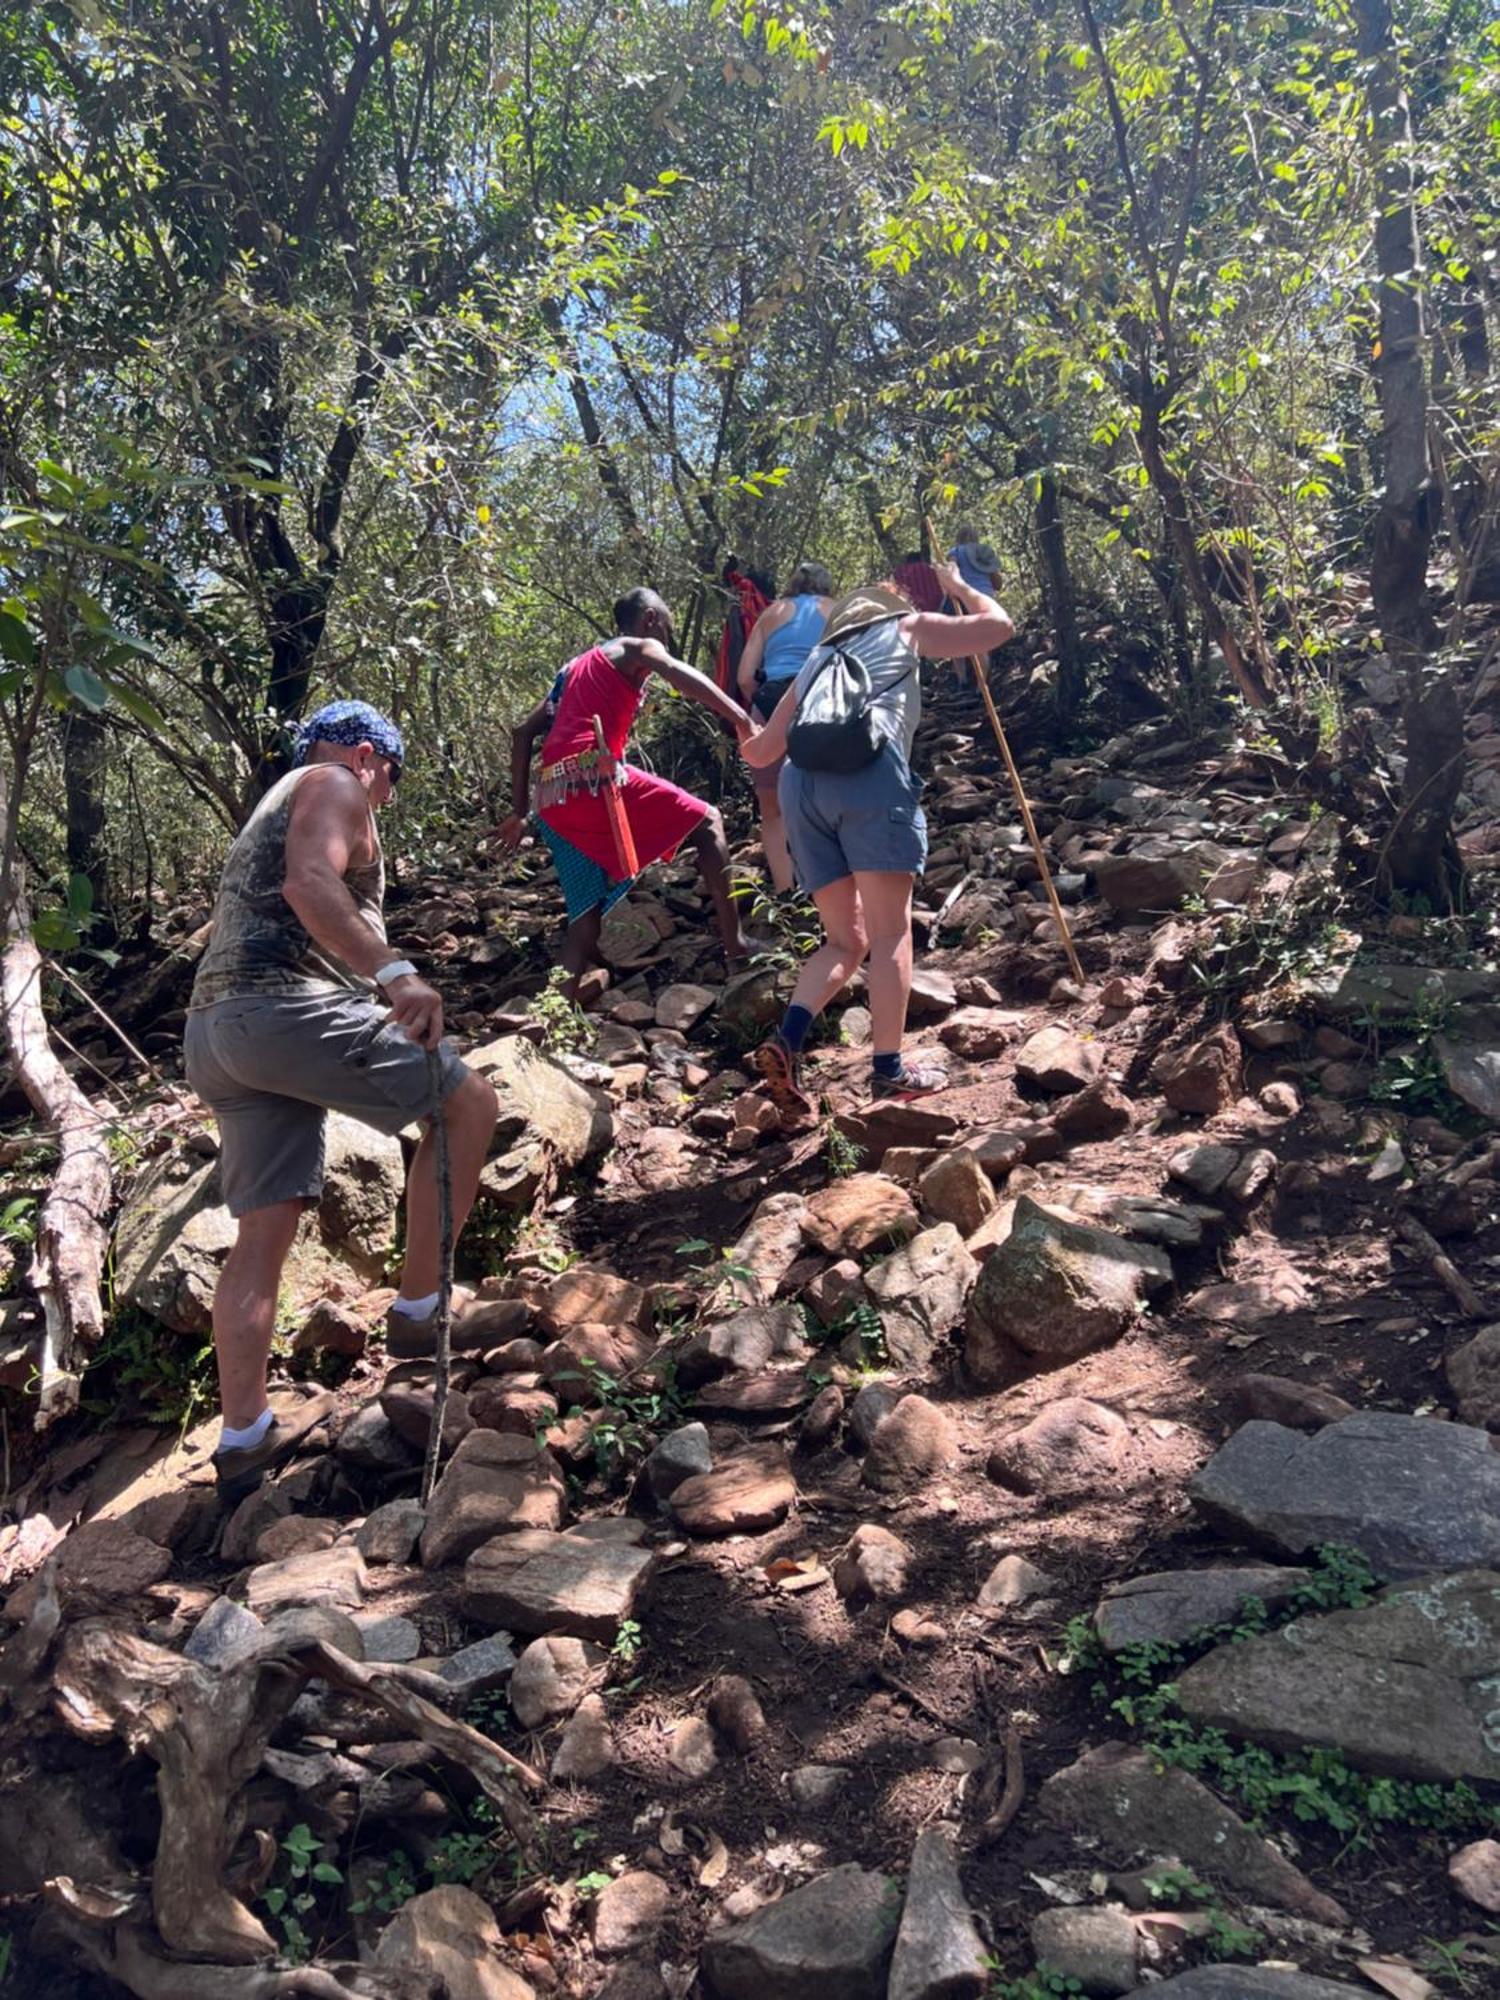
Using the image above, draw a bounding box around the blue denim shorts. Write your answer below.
[778,743,928,895]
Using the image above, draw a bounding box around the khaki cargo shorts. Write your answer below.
[185,991,469,1217]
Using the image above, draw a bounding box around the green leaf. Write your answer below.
[310,1862,344,1884]
[100,677,166,732]
[66,872,93,922]
[64,665,108,711]
[0,610,35,665]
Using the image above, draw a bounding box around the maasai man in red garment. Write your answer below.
[499,588,759,992]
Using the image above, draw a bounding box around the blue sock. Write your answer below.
[779,1004,815,1054]
[872,1050,903,1081]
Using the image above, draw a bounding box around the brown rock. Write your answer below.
[464,1528,655,1641]
[480,1334,545,1374]
[803,1260,866,1326]
[220,1483,293,1565]
[834,1100,961,1168]
[552,1693,614,1781]
[918,1152,995,1237]
[708,1674,768,1751]
[461,1299,536,1349]
[1259,1081,1301,1117]
[833,1523,911,1601]
[380,1383,474,1454]
[293,1299,368,1357]
[987,1397,1130,1497]
[509,1634,608,1728]
[863,1395,958,1493]
[669,1445,797,1536]
[374,1884,533,1999]
[5,1519,171,1623]
[1052,1077,1133,1143]
[1448,1837,1500,1913]
[539,1265,645,1335]
[540,1323,655,1402]
[593,1871,670,1956]
[1447,1324,1500,1430]
[939,1007,1026,1060]
[803,1175,919,1257]
[253,1516,338,1563]
[244,1544,367,1615]
[959,1128,1029,1180]
[1016,1024,1104,1095]
[669,1715,719,1779]
[1154,1023,1242,1116]
[801,1383,845,1446]
[1319,1059,1370,1098]
[1227,1373,1355,1431]
[468,1382,559,1435]
[419,1432,566,1568]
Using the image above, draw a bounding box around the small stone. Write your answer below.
[1016,1025,1104,1095]
[293,1299,368,1357]
[1155,1023,1243,1115]
[1168,1144,1240,1197]
[801,1383,845,1446]
[789,1763,849,1808]
[243,1544,366,1616]
[886,1828,989,2000]
[977,1553,1056,1608]
[355,1498,427,1566]
[863,1395,958,1494]
[833,1523,912,1602]
[509,1634,608,1728]
[420,1431,566,1568]
[254,1515,338,1563]
[354,1614,421,1663]
[185,1596,265,1669]
[803,1175,919,1256]
[1448,1837,1500,1912]
[804,1259,866,1326]
[436,1632,518,1700]
[907,968,958,1019]
[464,1528,656,1641]
[864,1224,978,1371]
[4,1518,171,1623]
[1314,1025,1362,1060]
[656,984,716,1032]
[669,1715,718,1779]
[1241,1018,1303,1051]
[1446,1324,1500,1430]
[336,1400,418,1476]
[1224,1147,1277,1205]
[552,1692,614,1781]
[1028,1908,1139,1997]
[939,1007,1026,1060]
[593,1870,671,1956]
[1225,1374,1354,1432]
[918,1152,995,1237]
[373,1884,533,1999]
[1094,1565,1311,1654]
[987,1398,1129,1498]
[708,1673,767,1752]
[643,1422,714,1502]
[1052,1079,1134,1144]
[841,1004,873,1046]
[1259,1081,1301,1117]
[1319,1060,1369,1098]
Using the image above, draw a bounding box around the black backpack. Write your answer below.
[786,618,913,774]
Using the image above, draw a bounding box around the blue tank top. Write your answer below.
[762,595,827,683]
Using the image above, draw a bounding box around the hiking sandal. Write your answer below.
[870,1059,950,1101]
[211,1390,335,1504]
[752,1034,815,1122]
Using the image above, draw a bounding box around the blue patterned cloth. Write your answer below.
[537,817,636,926]
[293,700,405,772]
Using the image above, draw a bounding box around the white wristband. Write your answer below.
[375,958,418,988]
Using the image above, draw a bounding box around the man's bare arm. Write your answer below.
[497,697,551,850]
[284,768,444,1045]
[630,637,752,733]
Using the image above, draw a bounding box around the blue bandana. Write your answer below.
[293,700,404,773]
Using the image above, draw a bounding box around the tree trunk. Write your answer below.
[62,706,113,943]
[0,753,113,1426]
[1355,0,1463,902]
[1035,470,1084,724]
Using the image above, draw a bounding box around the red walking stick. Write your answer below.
[591,715,639,879]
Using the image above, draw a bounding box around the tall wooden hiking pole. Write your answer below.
[924,517,1084,986]
[420,1046,454,1507]
[592,714,639,877]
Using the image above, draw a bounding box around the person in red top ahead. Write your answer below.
[500,587,759,993]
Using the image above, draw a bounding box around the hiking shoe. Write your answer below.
[752,1034,815,1122]
[870,1059,950,1101]
[212,1391,335,1504]
[384,1288,476,1360]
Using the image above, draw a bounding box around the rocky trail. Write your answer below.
[5,652,1500,2000]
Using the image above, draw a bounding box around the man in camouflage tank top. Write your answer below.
[186,701,498,1497]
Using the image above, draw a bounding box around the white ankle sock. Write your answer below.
[220,1408,274,1452]
[391,1290,440,1319]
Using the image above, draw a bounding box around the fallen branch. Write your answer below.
[972,1723,1026,1849]
[1394,1210,1485,1319]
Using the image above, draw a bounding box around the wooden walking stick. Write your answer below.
[420,1044,455,1507]
[925,520,1085,986]
[591,714,639,878]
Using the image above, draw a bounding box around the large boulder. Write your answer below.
[1175,1569,1500,1782]
[467,1033,613,1175]
[1094,1565,1310,1654]
[702,1862,901,2000]
[1189,1412,1500,1576]
[1038,1743,1344,1924]
[965,1197,1171,1383]
[863,1225,977,1371]
[1092,841,1228,913]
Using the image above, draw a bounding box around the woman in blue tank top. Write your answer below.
[736,562,834,892]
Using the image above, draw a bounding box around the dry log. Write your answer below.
[972,1724,1026,1850]
[1395,1209,1486,1318]
[0,897,113,1427]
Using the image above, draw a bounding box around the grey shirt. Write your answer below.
[190,768,387,1008]
[790,616,922,763]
